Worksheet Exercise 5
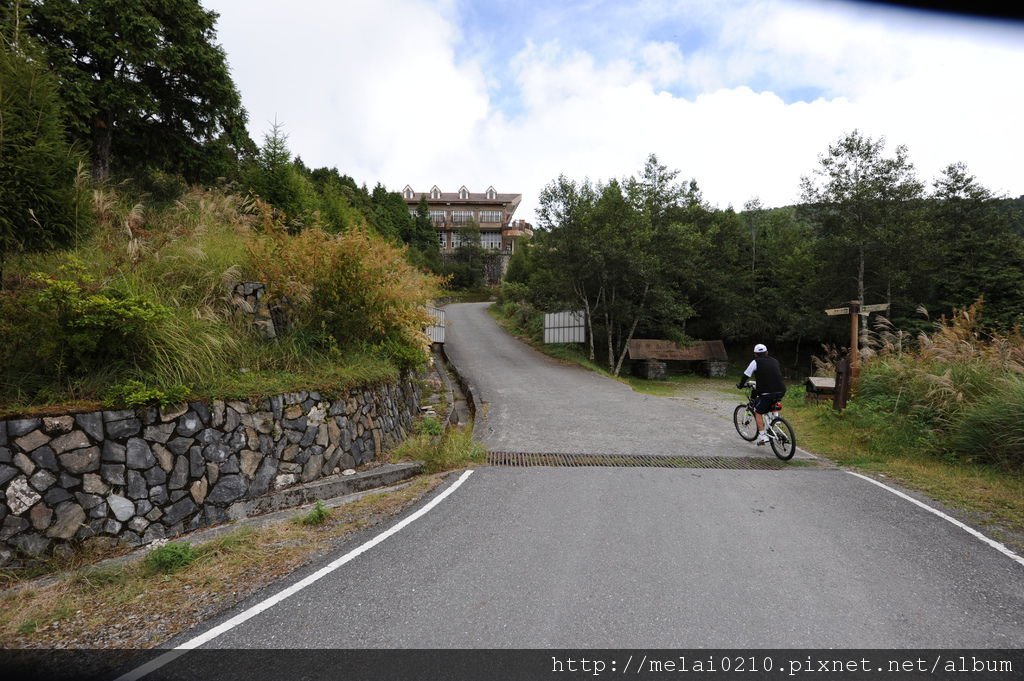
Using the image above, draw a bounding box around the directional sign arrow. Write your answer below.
[862,303,890,313]
[825,307,850,316]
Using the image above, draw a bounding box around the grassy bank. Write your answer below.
[0,186,442,417]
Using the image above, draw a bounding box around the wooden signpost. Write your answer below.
[825,300,889,407]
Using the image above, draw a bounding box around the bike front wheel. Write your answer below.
[733,404,758,441]
[768,416,796,460]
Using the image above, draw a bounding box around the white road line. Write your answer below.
[112,469,476,681]
[847,471,1024,567]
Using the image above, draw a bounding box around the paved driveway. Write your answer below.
[151,302,1022,664]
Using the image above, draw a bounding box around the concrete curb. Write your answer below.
[237,462,424,519]
[434,310,484,439]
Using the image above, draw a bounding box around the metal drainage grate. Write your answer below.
[487,452,800,470]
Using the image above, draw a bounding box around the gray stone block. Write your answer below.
[74,412,104,441]
[29,469,57,492]
[47,502,85,539]
[76,491,103,510]
[189,447,205,478]
[103,409,136,423]
[58,472,81,489]
[11,531,50,557]
[135,499,153,516]
[103,519,123,535]
[169,456,189,489]
[221,455,240,475]
[107,418,143,439]
[142,523,166,544]
[167,436,194,456]
[196,428,222,446]
[190,401,211,425]
[170,489,188,502]
[101,463,126,485]
[0,464,17,487]
[88,502,109,519]
[149,485,169,505]
[207,474,246,505]
[60,446,101,474]
[43,487,73,506]
[15,429,51,454]
[102,441,126,463]
[126,438,156,470]
[0,420,6,446]
[202,442,229,463]
[299,425,318,447]
[176,412,203,437]
[224,408,240,433]
[7,418,41,439]
[143,422,174,443]
[126,470,148,499]
[161,497,197,526]
[107,494,135,521]
[144,465,167,486]
[30,446,59,472]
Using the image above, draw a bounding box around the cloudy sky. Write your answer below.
[202,0,1024,221]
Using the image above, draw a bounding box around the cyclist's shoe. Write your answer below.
[756,432,770,446]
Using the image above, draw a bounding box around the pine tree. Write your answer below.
[0,23,85,284]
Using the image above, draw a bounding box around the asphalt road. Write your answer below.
[156,302,1022,663]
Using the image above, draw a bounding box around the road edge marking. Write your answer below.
[112,469,476,681]
[847,471,1024,568]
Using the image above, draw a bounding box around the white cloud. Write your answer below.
[204,0,1024,221]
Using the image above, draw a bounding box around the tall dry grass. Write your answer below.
[857,301,1024,468]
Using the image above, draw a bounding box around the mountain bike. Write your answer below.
[733,381,796,460]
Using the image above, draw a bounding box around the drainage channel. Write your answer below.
[487,452,817,470]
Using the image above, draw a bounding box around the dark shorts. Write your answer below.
[754,392,785,414]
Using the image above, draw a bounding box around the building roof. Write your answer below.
[402,185,521,208]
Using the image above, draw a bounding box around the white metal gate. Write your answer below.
[426,306,445,344]
[543,310,585,344]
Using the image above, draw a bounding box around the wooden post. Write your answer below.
[849,299,861,386]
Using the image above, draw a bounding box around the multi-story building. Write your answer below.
[401,185,533,254]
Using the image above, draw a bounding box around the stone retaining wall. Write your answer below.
[0,377,420,563]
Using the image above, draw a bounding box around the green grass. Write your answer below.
[391,425,487,473]
[299,501,331,526]
[142,541,199,576]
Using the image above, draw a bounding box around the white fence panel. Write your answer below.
[544,310,585,344]
[426,306,445,343]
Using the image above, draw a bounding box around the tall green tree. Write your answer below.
[928,163,1024,329]
[799,130,924,310]
[24,0,248,182]
[0,20,86,284]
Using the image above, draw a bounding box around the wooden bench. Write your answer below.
[804,376,836,404]
[626,339,729,379]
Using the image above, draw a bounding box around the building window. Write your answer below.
[403,185,414,200]
[430,185,441,200]
[479,210,502,223]
[486,186,496,200]
[429,210,446,223]
[452,210,473,224]
[459,186,469,200]
[438,232,447,249]
[481,231,502,250]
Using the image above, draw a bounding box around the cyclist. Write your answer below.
[736,343,787,445]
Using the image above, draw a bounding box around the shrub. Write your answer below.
[143,541,198,575]
[952,377,1024,468]
[103,380,189,409]
[250,226,442,368]
[30,260,170,377]
[299,501,331,526]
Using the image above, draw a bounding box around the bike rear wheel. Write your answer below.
[733,404,758,441]
[768,416,796,460]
